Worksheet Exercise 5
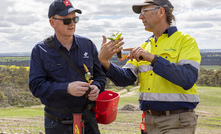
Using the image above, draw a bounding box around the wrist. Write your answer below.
[150,55,159,67]
[100,60,111,71]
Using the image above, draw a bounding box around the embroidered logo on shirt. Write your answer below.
[83,52,89,58]
[164,47,176,51]
[63,0,72,6]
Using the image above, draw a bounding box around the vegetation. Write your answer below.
[0,86,221,134]
[0,56,30,67]
[197,67,221,87]
[0,66,40,108]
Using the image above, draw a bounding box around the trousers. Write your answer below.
[45,110,99,134]
[145,111,198,134]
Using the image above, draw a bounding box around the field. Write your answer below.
[0,86,221,134]
[0,57,30,62]
[200,65,221,70]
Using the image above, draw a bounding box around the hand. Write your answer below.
[87,85,100,101]
[67,81,90,97]
[123,47,154,62]
[98,35,124,70]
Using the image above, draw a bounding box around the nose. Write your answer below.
[69,19,76,25]
[139,13,144,20]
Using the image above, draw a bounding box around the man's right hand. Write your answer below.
[67,81,90,97]
[98,35,124,70]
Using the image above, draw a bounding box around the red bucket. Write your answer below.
[93,90,120,124]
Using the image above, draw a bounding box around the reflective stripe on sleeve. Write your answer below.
[123,63,138,77]
[178,60,200,70]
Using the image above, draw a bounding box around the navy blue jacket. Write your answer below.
[29,34,106,118]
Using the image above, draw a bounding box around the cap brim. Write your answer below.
[132,3,152,14]
[58,8,82,16]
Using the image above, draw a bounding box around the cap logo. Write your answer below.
[63,0,72,6]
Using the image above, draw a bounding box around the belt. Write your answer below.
[45,112,73,124]
[45,103,96,114]
[146,109,194,116]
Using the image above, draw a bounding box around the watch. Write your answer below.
[150,55,159,67]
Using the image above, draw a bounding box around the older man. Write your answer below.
[99,0,201,133]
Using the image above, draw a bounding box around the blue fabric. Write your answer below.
[102,62,136,87]
[139,101,199,111]
[154,57,198,90]
[45,111,99,134]
[29,34,106,118]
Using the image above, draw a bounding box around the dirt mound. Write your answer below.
[119,103,140,111]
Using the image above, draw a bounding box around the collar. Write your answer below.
[163,26,178,37]
[145,26,178,42]
[54,34,79,50]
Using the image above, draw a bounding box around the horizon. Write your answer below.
[0,49,221,56]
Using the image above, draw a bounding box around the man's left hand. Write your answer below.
[123,47,154,62]
[87,85,100,101]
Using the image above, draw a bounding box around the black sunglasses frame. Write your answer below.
[53,16,79,25]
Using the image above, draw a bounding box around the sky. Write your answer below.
[0,0,221,53]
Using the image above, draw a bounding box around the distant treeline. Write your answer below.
[0,52,221,66]
[200,52,221,65]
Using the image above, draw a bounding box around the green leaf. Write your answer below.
[108,37,116,41]
[85,74,90,82]
[116,33,122,40]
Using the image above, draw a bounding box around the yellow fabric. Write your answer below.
[125,31,201,101]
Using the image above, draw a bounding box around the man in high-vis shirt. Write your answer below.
[98,0,201,133]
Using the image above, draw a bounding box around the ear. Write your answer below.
[158,7,166,18]
[49,18,56,28]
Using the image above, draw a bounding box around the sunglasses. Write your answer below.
[141,6,160,15]
[53,16,79,25]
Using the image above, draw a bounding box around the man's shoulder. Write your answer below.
[74,34,92,42]
[174,31,194,39]
[74,34,95,50]
[32,39,53,53]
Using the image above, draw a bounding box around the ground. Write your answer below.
[0,87,221,134]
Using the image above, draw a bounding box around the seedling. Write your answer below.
[107,32,123,59]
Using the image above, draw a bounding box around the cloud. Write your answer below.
[191,0,221,8]
[0,0,221,53]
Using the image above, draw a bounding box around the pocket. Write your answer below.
[44,62,64,72]
[178,112,197,128]
[44,62,66,82]
[159,51,179,63]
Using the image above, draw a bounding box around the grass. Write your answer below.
[195,86,221,134]
[200,65,221,70]
[0,107,43,118]
[0,57,30,62]
[0,86,221,134]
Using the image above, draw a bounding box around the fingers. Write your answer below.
[67,81,90,97]
[88,85,100,101]
[101,35,107,46]
[124,47,144,62]
[109,38,124,54]
[110,37,124,48]
[123,48,134,51]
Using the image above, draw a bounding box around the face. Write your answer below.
[139,5,160,32]
[50,12,77,37]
